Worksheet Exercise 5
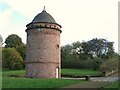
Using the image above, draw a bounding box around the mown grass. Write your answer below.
[3,69,102,88]
[2,77,86,88]
[100,81,119,90]
[2,69,103,77]
[2,70,25,77]
[2,69,89,88]
[61,68,103,76]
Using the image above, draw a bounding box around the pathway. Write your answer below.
[60,72,118,89]
[91,72,118,82]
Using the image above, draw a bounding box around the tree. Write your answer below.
[2,48,24,70]
[71,41,81,54]
[81,38,114,59]
[5,34,23,48]
[61,44,73,68]
[5,34,26,61]
[61,38,115,69]
[16,44,26,60]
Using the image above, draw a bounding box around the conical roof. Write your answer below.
[32,10,56,23]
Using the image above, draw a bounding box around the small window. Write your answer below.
[56,44,59,48]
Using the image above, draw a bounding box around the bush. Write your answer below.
[2,48,24,70]
[99,59,118,72]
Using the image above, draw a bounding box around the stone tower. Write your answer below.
[25,8,62,78]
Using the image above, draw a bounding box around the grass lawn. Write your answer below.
[101,81,119,90]
[2,77,86,88]
[2,69,103,77]
[2,69,102,88]
[61,68,103,76]
[2,70,25,77]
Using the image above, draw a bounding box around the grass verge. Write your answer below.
[2,70,25,77]
[100,81,119,90]
[61,68,103,76]
[2,77,86,88]
[2,69,103,77]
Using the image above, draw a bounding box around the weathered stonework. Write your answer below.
[25,10,62,78]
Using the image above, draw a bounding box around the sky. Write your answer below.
[0,0,119,53]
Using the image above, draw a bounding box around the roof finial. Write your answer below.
[43,6,45,11]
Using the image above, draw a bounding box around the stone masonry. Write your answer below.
[25,9,62,78]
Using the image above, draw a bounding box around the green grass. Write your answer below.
[101,81,119,89]
[61,68,103,76]
[2,69,103,77]
[3,69,102,88]
[2,69,90,88]
[2,70,25,77]
[2,77,85,88]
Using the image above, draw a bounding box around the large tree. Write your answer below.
[4,34,26,61]
[61,38,115,69]
[81,38,114,59]
[5,34,23,48]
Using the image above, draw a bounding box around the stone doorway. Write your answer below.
[56,67,59,78]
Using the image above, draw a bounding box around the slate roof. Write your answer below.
[32,10,56,23]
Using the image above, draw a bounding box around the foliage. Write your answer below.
[80,38,114,59]
[2,48,24,70]
[4,34,26,61]
[92,58,104,70]
[61,38,116,69]
[5,34,23,48]
[99,59,118,72]
[16,44,26,61]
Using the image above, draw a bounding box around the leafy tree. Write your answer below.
[5,34,23,48]
[71,41,81,54]
[2,48,23,70]
[92,58,103,70]
[4,34,26,61]
[81,38,114,59]
[16,44,26,60]
[61,44,73,68]
[61,38,115,69]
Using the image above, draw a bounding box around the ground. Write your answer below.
[62,72,119,89]
[2,69,119,89]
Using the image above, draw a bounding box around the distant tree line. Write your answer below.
[61,38,119,71]
[1,34,119,71]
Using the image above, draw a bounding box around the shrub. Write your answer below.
[99,59,118,72]
[2,48,24,70]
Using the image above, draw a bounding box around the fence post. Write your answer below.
[85,75,90,81]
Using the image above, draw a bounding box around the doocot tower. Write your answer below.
[25,8,62,78]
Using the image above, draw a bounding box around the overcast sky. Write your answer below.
[0,0,119,53]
